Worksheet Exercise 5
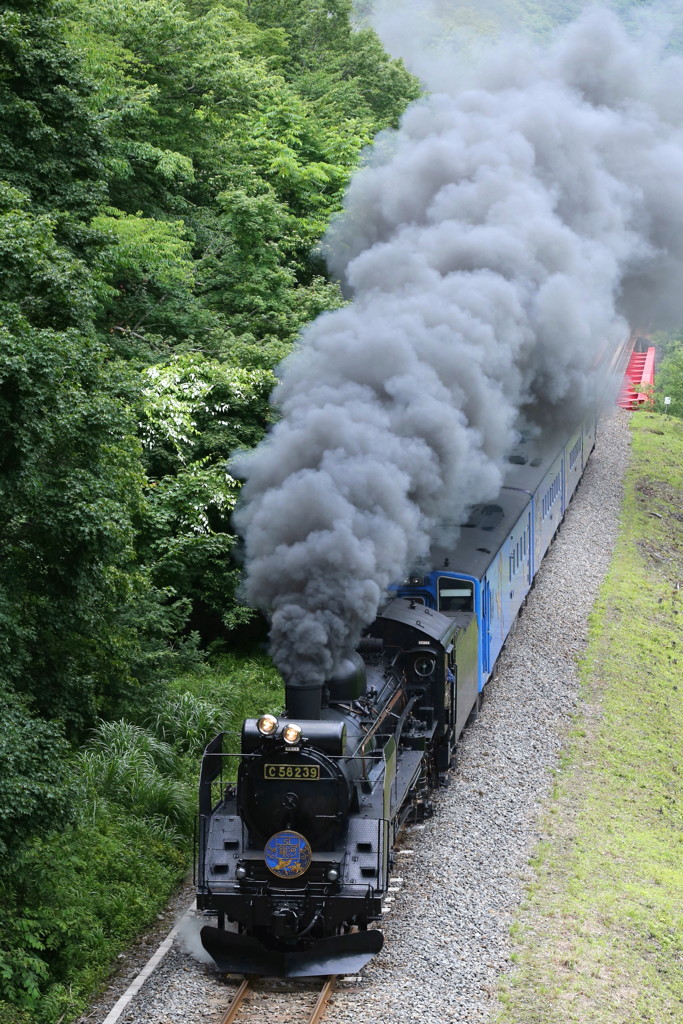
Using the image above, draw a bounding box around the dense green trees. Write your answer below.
[0,181,168,736]
[654,333,683,419]
[0,0,105,215]
[0,1,417,1018]
[1,0,418,728]
[67,0,418,368]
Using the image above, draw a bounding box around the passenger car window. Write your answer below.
[438,578,474,612]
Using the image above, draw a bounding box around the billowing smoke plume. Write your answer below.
[234,9,683,686]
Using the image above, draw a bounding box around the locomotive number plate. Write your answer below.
[264,764,320,781]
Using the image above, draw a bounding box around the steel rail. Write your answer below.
[218,974,337,1024]
[308,975,337,1024]
[219,978,251,1024]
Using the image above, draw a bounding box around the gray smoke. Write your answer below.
[234,8,683,686]
[355,0,534,89]
[176,912,214,964]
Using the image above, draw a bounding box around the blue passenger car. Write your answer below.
[394,415,596,698]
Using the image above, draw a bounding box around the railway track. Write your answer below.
[218,975,337,1024]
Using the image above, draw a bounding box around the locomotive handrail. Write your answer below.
[199,732,227,817]
[201,750,387,763]
[201,739,391,766]
[350,689,405,759]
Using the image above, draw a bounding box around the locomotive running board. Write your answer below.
[200,925,384,977]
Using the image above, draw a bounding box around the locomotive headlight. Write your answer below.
[326,867,339,882]
[257,714,278,736]
[282,723,302,745]
[235,864,247,880]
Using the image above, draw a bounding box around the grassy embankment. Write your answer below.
[0,655,283,1024]
[76,651,285,951]
[497,411,683,1023]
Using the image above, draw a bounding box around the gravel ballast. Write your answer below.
[82,409,631,1024]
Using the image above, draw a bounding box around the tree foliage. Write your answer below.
[654,334,683,419]
[138,357,275,630]
[0,181,169,735]
[0,1,420,1016]
[0,0,106,216]
[1,0,418,734]
[0,684,74,859]
[65,0,417,365]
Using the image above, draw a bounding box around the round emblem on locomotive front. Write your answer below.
[264,830,312,879]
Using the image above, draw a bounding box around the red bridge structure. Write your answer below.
[617,344,656,410]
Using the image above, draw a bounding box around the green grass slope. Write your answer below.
[497,411,683,1024]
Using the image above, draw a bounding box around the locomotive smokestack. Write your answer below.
[234,8,683,686]
[284,681,322,721]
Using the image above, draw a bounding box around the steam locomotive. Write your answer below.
[195,399,617,977]
[197,597,462,977]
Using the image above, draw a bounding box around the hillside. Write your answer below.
[498,411,683,1023]
[0,3,417,1020]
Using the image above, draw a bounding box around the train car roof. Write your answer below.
[501,431,569,494]
[422,487,531,580]
[397,421,591,586]
[378,598,456,645]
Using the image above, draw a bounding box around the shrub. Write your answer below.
[148,692,225,755]
[76,721,194,833]
[0,1001,33,1024]
[0,813,185,1021]
[0,685,74,862]
[655,345,683,419]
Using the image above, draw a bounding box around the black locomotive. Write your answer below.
[196,597,480,977]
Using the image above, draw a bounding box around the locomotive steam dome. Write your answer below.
[325,652,367,703]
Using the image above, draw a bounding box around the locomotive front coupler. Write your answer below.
[270,904,303,938]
